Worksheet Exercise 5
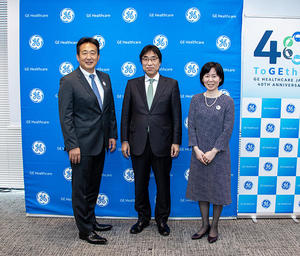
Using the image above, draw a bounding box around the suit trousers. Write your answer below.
[131,136,172,224]
[71,147,105,234]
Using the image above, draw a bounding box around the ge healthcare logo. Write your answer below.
[281,181,291,190]
[93,35,105,50]
[262,199,271,209]
[121,62,136,77]
[153,34,168,50]
[245,143,255,152]
[216,35,231,51]
[286,104,295,113]
[63,167,72,181]
[264,162,273,171]
[247,103,257,113]
[36,191,50,205]
[284,143,293,152]
[122,7,137,23]
[184,117,188,129]
[59,62,74,76]
[97,194,109,207]
[184,169,190,181]
[220,89,230,96]
[29,35,44,50]
[60,8,75,23]
[123,168,134,183]
[185,7,201,23]
[29,88,44,103]
[244,181,253,190]
[266,123,275,133]
[184,61,199,77]
[32,141,46,155]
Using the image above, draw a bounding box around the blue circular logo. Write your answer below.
[220,89,230,96]
[264,162,273,171]
[265,123,275,133]
[184,61,199,77]
[121,62,136,77]
[184,117,188,129]
[63,167,72,181]
[123,168,134,183]
[247,103,257,113]
[29,35,44,50]
[216,35,231,51]
[185,7,201,23]
[60,8,75,23]
[122,7,137,23]
[36,191,50,205]
[153,34,168,50]
[244,181,253,190]
[184,169,190,181]
[93,35,105,50]
[281,181,291,190]
[245,143,255,152]
[32,141,46,155]
[29,88,44,103]
[59,62,74,76]
[286,104,295,113]
[97,194,109,207]
[262,199,271,208]
[284,143,293,152]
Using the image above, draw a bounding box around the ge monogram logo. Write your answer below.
[32,141,46,155]
[122,7,137,23]
[185,7,201,23]
[29,88,44,103]
[63,167,72,181]
[153,34,168,50]
[36,191,50,205]
[247,103,257,113]
[59,62,74,76]
[262,199,271,209]
[281,181,291,190]
[184,61,199,77]
[60,8,75,23]
[121,62,136,77]
[220,89,230,96]
[216,35,231,51]
[286,104,295,113]
[97,194,109,207]
[245,143,255,152]
[266,123,275,133]
[284,143,293,152]
[184,117,188,129]
[184,169,190,181]
[244,181,253,190]
[29,35,44,50]
[93,35,105,50]
[264,162,273,171]
[123,168,134,183]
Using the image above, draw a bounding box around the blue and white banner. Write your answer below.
[239,17,300,215]
[21,0,242,217]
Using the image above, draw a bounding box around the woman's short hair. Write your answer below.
[200,62,224,86]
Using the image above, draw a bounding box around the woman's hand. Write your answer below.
[203,148,219,164]
[193,146,207,165]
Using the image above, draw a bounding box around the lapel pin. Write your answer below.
[102,81,106,87]
[216,105,221,110]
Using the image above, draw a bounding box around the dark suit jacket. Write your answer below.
[58,68,117,156]
[121,75,182,157]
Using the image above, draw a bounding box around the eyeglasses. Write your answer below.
[80,50,98,57]
[142,57,159,63]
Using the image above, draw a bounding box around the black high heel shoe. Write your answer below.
[191,225,210,240]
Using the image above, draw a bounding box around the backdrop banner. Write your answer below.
[239,16,300,215]
[20,0,242,217]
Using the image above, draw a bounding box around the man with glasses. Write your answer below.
[121,45,182,236]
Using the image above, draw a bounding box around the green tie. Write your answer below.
[147,78,154,109]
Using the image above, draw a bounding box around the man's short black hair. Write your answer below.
[200,62,224,87]
[139,45,162,63]
[76,37,100,55]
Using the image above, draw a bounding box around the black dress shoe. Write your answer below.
[191,225,210,240]
[79,231,107,245]
[93,222,112,232]
[157,223,170,236]
[130,220,149,234]
[207,234,218,243]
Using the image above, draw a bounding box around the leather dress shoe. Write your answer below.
[157,223,170,236]
[191,225,210,240]
[208,234,218,243]
[130,220,149,234]
[79,231,107,245]
[93,222,112,232]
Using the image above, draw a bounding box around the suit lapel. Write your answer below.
[150,75,167,111]
[136,76,149,111]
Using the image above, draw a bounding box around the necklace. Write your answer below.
[204,92,220,107]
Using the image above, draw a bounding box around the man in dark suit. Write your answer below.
[121,45,182,236]
[58,37,117,245]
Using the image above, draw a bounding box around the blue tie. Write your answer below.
[89,74,103,110]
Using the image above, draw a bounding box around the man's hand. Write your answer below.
[108,138,116,152]
[121,141,130,158]
[171,144,180,158]
[69,147,81,164]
